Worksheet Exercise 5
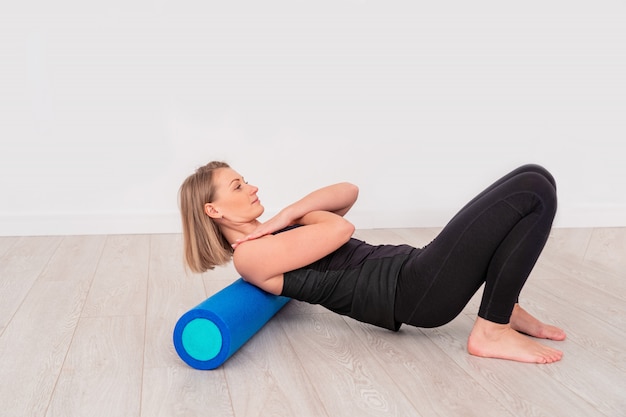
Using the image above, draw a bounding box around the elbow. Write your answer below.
[340,217,355,242]
[344,182,359,201]
[336,182,359,216]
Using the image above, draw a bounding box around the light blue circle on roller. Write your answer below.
[181,318,223,361]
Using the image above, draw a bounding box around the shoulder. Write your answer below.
[232,221,352,289]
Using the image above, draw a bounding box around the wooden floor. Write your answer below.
[1,227,625,417]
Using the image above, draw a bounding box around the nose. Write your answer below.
[248,183,258,194]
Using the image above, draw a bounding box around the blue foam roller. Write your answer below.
[173,278,290,370]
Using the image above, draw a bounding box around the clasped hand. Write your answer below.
[231,210,293,249]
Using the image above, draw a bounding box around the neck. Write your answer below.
[219,220,262,245]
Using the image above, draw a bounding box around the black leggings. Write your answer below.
[394,164,557,327]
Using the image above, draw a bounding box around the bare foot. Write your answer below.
[467,317,563,364]
[510,304,566,341]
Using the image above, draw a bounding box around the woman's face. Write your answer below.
[204,167,264,223]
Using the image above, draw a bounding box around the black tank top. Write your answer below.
[278,226,415,331]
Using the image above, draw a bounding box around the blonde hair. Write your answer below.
[179,161,233,273]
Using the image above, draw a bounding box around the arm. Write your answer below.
[283,181,358,220]
[233,182,358,247]
[233,210,355,294]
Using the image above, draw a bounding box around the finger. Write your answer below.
[231,233,260,249]
[231,237,246,249]
[247,231,267,240]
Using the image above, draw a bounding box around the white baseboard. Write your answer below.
[1,205,625,237]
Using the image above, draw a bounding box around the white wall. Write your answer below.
[1,1,625,236]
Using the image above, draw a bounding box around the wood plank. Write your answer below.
[523,279,626,371]
[38,235,107,283]
[224,313,330,417]
[0,236,62,333]
[541,227,593,264]
[381,227,441,248]
[584,227,626,273]
[279,297,330,315]
[344,318,515,417]
[82,235,150,317]
[535,252,625,302]
[514,282,626,416]
[353,228,415,246]
[0,236,105,417]
[0,236,18,257]
[202,259,240,281]
[2,227,625,417]
[419,314,604,417]
[532,242,626,395]
[0,282,88,417]
[536,276,626,330]
[278,313,423,417]
[144,234,208,369]
[520,282,626,415]
[45,316,144,417]
[540,341,626,417]
[141,235,237,417]
[141,367,235,417]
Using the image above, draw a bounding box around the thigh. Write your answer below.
[396,197,524,327]
[449,164,555,224]
[395,168,553,327]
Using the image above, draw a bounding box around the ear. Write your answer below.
[204,203,222,219]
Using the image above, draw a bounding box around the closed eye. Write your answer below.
[233,177,248,190]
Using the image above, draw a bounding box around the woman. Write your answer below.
[179,161,566,364]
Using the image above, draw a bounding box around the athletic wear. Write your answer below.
[281,164,557,331]
[394,164,557,327]
[280,233,414,331]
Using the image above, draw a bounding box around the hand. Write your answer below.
[231,209,293,249]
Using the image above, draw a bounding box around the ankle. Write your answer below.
[470,317,511,340]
